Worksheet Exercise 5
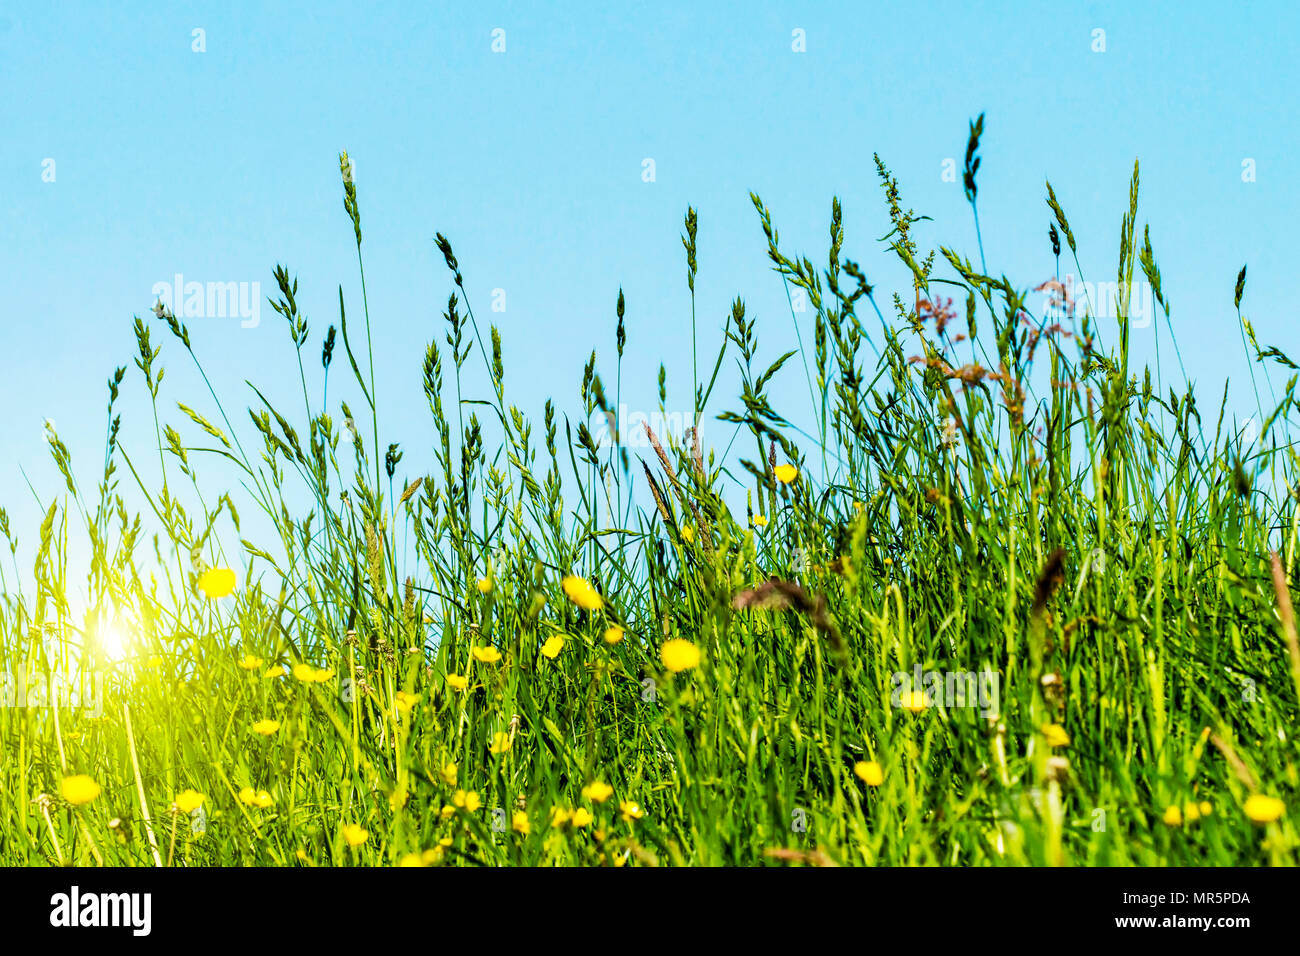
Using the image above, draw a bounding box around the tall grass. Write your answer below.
[3,131,1299,867]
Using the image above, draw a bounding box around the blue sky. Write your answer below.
[2,1,1297,581]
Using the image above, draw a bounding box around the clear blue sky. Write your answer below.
[2,1,1296,581]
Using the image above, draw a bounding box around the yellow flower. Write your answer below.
[619,800,644,823]
[854,761,884,787]
[660,639,700,673]
[774,463,798,484]
[562,575,604,611]
[540,635,565,659]
[489,731,512,754]
[571,807,594,828]
[680,524,695,543]
[1199,800,1213,817]
[453,790,481,812]
[1041,723,1071,748]
[512,810,531,835]
[752,514,768,528]
[197,567,237,598]
[238,787,273,808]
[1162,804,1183,826]
[263,664,286,679]
[445,673,468,691]
[293,663,335,683]
[550,807,571,828]
[582,781,614,803]
[603,625,625,645]
[61,775,101,806]
[394,690,419,714]
[477,576,493,594]
[174,789,205,814]
[1182,801,1203,823]
[471,645,501,664]
[251,719,281,736]
[238,654,264,671]
[1244,794,1285,824]
[405,847,441,866]
[341,823,369,847]
[440,762,458,787]
[899,690,929,713]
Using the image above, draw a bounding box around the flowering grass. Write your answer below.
[3,130,1299,867]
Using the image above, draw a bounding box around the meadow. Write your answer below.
[3,123,1298,867]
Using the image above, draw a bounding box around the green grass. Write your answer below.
[3,135,1299,867]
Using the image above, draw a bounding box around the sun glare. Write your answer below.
[98,620,132,661]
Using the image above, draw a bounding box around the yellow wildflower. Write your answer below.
[1041,723,1071,748]
[471,645,501,664]
[197,567,237,598]
[562,575,604,611]
[238,787,273,808]
[854,761,884,787]
[582,781,614,803]
[660,639,700,673]
[174,789,205,814]
[61,775,101,806]
[292,663,334,683]
[899,690,929,713]
[1244,794,1285,824]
